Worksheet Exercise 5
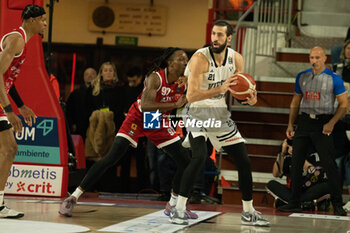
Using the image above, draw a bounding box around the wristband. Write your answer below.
[4,104,13,113]
[9,85,24,108]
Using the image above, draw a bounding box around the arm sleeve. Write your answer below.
[333,73,346,95]
[8,85,24,108]
[295,73,302,94]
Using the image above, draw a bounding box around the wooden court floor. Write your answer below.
[2,194,350,233]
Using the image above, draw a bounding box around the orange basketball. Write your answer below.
[230,73,256,100]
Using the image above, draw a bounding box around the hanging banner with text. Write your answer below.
[88,3,167,35]
[14,116,60,165]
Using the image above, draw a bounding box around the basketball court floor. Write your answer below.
[2,193,350,233]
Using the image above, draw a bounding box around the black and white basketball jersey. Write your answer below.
[184,47,237,122]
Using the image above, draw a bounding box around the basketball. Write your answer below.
[230,73,256,100]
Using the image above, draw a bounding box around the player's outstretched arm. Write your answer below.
[141,73,186,112]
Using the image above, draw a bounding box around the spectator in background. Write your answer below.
[124,66,144,115]
[66,67,97,141]
[266,139,330,210]
[331,26,350,67]
[333,40,350,212]
[334,40,350,104]
[84,62,125,192]
[88,61,125,132]
[333,121,350,212]
[119,66,147,192]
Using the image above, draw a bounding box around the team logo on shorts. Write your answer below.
[128,130,135,136]
[131,123,137,130]
[143,110,161,129]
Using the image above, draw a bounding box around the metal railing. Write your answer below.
[231,0,293,76]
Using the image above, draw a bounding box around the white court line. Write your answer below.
[98,210,221,233]
[0,219,90,233]
[290,213,350,221]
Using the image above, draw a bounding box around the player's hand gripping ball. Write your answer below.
[230,73,256,100]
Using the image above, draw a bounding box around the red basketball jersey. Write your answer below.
[0,27,27,119]
[0,27,27,93]
[118,68,185,148]
[135,68,186,115]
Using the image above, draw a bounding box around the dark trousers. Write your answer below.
[147,140,176,193]
[267,180,330,203]
[290,114,343,206]
[181,134,252,200]
[80,137,190,194]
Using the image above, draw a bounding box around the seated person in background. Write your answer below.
[333,120,350,212]
[266,139,330,209]
[333,40,350,212]
[331,26,350,67]
[334,39,350,99]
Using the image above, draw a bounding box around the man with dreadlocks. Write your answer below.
[59,48,198,220]
[0,4,46,218]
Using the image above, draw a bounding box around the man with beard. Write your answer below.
[169,20,270,226]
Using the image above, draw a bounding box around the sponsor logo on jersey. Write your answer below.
[305,91,320,101]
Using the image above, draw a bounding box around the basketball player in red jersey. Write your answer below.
[0,5,46,218]
[60,48,197,220]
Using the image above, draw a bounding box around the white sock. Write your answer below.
[242,200,255,213]
[71,187,84,200]
[0,191,4,207]
[175,195,188,212]
[169,193,178,206]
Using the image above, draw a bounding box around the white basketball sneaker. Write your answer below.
[241,211,270,226]
[343,201,350,212]
[0,206,24,218]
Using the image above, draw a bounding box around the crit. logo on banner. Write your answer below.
[17,181,25,191]
[143,110,161,129]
